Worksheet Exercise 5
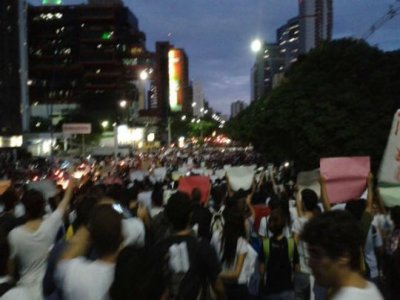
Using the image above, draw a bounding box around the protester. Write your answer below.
[260,208,299,300]
[150,191,226,300]
[56,204,123,300]
[301,210,383,300]
[7,180,75,300]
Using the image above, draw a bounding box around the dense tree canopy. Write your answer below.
[227,39,400,171]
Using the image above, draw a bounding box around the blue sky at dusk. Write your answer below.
[30,0,400,115]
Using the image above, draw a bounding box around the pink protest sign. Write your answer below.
[320,156,370,204]
[178,176,210,204]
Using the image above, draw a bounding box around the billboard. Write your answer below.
[62,123,92,134]
[168,49,183,112]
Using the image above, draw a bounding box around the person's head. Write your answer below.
[88,205,123,257]
[268,208,286,236]
[390,206,400,228]
[0,229,9,276]
[165,191,192,231]
[301,210,363,288]
[151,184,164,208]
[191,188,202,204]
[301,189,318,212]
[73,194,99,229]
[21,189,46,220]
[345,199,366,221]
[222,212,245,266]
[0,188,18,212]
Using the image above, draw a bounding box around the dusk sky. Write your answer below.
[30,0,400,115]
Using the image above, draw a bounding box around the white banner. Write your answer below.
[226,165,256,191]
[379,110,400,184]
[297,169,321,198]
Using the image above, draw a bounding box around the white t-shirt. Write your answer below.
[258,216,291,238]
[292,216,311,274]
[8,209,63,286]
[56,258,115,300]
[332,282,383,300]
[1,286,30,300]
[122,218,145,247]
[210,231,248,284]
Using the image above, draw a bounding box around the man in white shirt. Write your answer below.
[56,205,123,300]
[301,210,383,300]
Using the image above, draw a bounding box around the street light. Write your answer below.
[139,70,149,81]
[119,100,127,108]
[101,120,109,129]
[181,115,187,121]
[251,39,262,53]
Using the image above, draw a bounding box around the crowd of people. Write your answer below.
[0,147,399,300]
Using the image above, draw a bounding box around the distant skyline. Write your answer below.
[30,0,400,114]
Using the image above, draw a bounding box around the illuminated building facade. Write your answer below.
[277,17,300,68]
[28,3,152,123]
[251,42,285,102]
[148,42,190,121]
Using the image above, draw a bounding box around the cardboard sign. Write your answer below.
[320,157,370,204]
[178,176,210,204]
[28,180,59,200]
[379,110,400,184]
[379,184,400,207]
[297,169,321,198]
[226,165,256,191]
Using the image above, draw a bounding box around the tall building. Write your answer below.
[0,0,29,137]
[277,17,300,68]
[230,100,247,119]
[28,3,152,125]
[192,81,205,117]
[299,0,333,54]
[251,42,285,102]
[148,42,190,121]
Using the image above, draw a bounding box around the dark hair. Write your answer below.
[151,184,164,208]
[301,189,318,212]
[222,212,245,267]
[109,246,156,300]
[345,199,366,221]
[191,188,202,204]
[73,194,99,230]
[268,208,286,236]
[88,205,123,257]
[390,206,400,227]
[165,191,192,231]
[0,188,18,211]
[301,210,363,271]
[0,229,9,276]
[22,189,46,219]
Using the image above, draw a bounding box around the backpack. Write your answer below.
[162,236,203,300]
[262,237,295,265]
[210,206,225,234]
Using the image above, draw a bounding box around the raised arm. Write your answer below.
[319,175,331,212]
[365,172,374,214]
[57,178,77,213]
[60,226,90,261]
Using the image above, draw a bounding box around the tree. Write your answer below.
[227,39,400,171]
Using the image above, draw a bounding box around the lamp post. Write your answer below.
[119,100,128,124]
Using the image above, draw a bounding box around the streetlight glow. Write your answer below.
[251,39,262,52]
[139,70,149,80]
[181,115,187,121]
[192,102,196,107]
[101,120,109,128]
[119,100,127,108]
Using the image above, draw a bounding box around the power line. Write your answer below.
[362,1,400,40]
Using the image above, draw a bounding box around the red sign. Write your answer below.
[178,176,211,204]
